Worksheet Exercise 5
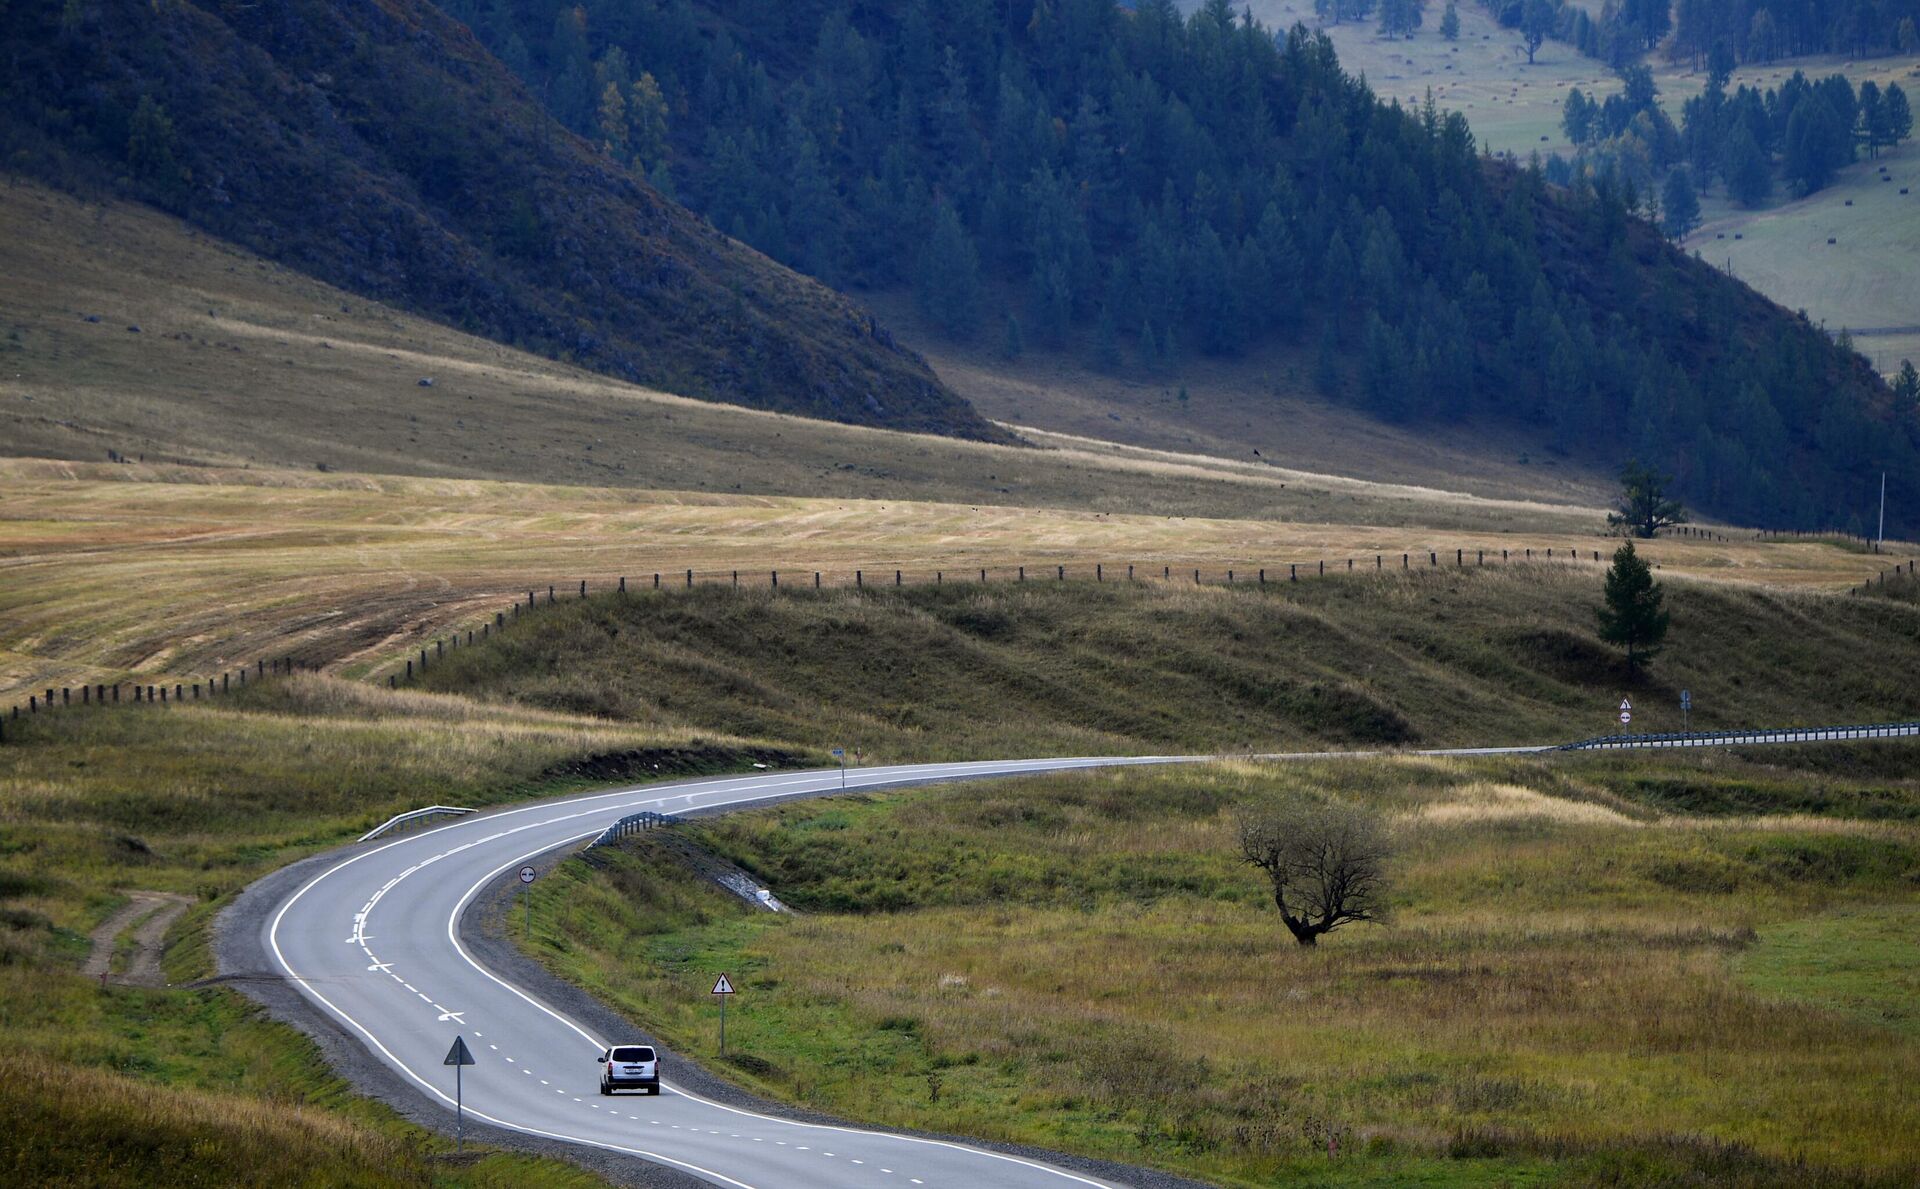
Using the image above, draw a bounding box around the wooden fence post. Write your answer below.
[1290,564,1297,581]
[580,580,587,598]
[772,571,778,588]
[815,572,821,588]
[619,576,626,593]
[686,570,692,588]
[1056,565,1063,581]
[856,570,863,588]
[897,570,903,586]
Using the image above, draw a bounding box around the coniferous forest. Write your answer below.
[445,0,1912,529]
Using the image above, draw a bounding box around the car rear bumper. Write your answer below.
[605,1076,658,1089]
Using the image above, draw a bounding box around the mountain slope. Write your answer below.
[448,0,1920,533]
[0,0,1002,440]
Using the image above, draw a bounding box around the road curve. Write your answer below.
[249,719,1920,1186]
[259,756,1212,1189]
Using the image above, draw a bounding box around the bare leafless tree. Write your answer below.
[1235,797,1390,946]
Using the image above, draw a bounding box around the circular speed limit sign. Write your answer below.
[519,866,536,884]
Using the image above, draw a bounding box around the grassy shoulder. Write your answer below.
[525,751,1920,1187]
[424,568,1920,759]
[0,674,792,1186]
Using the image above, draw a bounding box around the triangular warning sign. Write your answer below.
[712,973,735,995]
[444,1035,475,1066]
[1619,698,1632,711]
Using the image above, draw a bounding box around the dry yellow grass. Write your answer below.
[0,175,1605,516]
[2,458,1906,703]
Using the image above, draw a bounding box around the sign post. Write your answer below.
[520,865,535,938]
[1680,689,1691,733]
[831,747,846,788]
[444,1035,476,1153]
[1618,697,1632,731]
[712,973,735,1055]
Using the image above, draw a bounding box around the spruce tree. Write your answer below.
[1661,167,1701,240]
[1001,313,1024,361]
[1440,2,1460,40]
[1597,540,1669,675]
[1894,360,1920,411]
[916,205,982,340]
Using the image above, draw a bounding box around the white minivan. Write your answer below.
[598,1043,661,1095]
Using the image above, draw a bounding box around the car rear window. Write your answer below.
[611,1046,655,1062]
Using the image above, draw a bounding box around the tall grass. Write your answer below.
[425,568,1920,759]
[533,755,1920,1187]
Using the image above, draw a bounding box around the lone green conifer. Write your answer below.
[1598,541,1669,674]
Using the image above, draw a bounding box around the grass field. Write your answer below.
[12,457,1904,707]
[418,569,1920,758]
[529,753,1920,1186]
[0,675,791,1186]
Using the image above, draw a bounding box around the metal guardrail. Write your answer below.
[585,810,677,850]
[1561,721,1920,752]
[359,804,475,842]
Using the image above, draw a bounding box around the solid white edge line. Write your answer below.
[266,746,1640,1188]
[437,767,1139,1187]
[270,760,1163,1189]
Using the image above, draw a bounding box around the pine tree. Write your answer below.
[1894,360,1920,410]
[1607,460,1688,538]
[1597,540,1670,674]
[1722,124,1772,207]
[597,83,629,161]
[916,205,982,339]
[1661,166,1701,240]
[1522,0,1553,64]
[1785,95,1848,195]
[628,73,669,171]
[1091,307,1121,371]
[1887,84,1914,143]
[1001,313,1024,361]
[1378,0,1422,39]
[1314,321,1342,397]
[1440,1,1460,40]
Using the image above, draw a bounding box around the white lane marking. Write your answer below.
[434,785,1136,1187]
[273,760,1185,1188]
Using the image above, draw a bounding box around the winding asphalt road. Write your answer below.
[259,757,1209,1189]
[246,723,1918,1186]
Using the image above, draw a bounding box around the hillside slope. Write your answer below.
[452,0,1920,533]
[0,0,998,440]
[420,568,1920,757]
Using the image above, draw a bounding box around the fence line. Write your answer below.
[9,537,1912,742]
[0,655,312,744]
[1850,558,1920,596]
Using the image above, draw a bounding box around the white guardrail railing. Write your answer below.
[585,810,678,850]
[359,805,475,842]
[1561,721,1920,751]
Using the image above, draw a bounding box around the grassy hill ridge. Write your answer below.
[418,567,1920,758]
